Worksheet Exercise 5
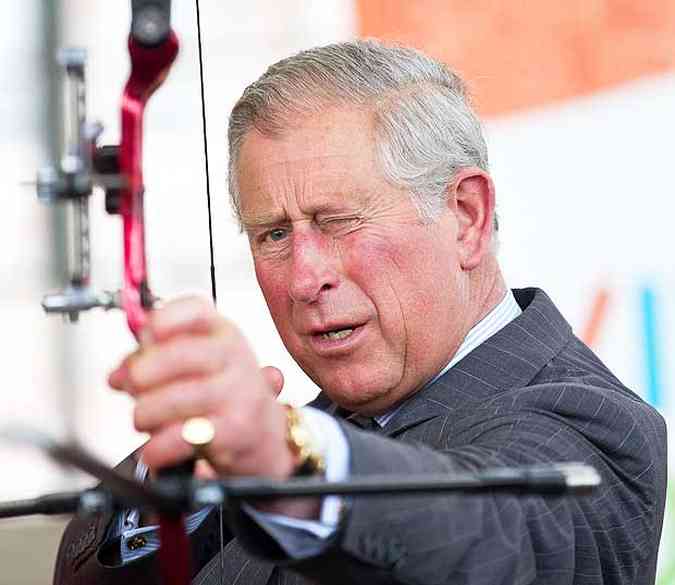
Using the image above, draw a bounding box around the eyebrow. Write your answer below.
[240,214,289,231]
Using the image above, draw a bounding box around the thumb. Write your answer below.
[194,459,218,480]
[261,365,284,397]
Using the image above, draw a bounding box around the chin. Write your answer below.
[315,370,399,412]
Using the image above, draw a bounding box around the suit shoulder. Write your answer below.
[534,334,665,430]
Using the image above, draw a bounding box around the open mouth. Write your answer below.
[307,322,366,356]
[320,327,355,341]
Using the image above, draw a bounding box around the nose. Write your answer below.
[288,230,339,304]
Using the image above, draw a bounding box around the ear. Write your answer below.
[448,167,496,270]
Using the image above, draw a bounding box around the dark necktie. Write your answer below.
[346,412,379,431]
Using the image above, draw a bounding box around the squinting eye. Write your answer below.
[321,217,359,231]
[268,228,287,242]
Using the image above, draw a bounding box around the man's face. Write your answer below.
[237,107,472,415]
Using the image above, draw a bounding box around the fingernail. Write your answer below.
[108,364,128,389]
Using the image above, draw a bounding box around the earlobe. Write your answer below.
[451,168,496,270]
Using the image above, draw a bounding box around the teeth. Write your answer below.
[322,328,353,340]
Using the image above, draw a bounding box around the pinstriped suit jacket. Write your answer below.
[54,288,667,585]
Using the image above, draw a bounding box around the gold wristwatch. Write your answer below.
[284,405,326,476]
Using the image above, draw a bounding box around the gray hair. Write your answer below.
[228,39,493,227]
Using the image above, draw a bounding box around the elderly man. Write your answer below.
[55,40,666,585]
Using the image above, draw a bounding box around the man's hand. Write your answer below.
[108,296,295,481]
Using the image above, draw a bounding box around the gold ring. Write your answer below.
[181,416,215,458]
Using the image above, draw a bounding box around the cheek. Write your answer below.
[342,235,416,322]
[345,231,454,327]
[255,263,289,323]
[345,230,434,293]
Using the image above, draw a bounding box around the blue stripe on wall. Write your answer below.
[640,285,663,409]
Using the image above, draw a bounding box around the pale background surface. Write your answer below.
[0,1,672,583]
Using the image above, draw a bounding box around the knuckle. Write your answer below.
[124,349,147,391]
[189,295,219,326]
[217,326,259,369]
[149,295,218,338]
[162,384,190,420]
[215,319,242,346]
[133,407,146,431]
[126,357,148,390]
[204,377,226,411]
[166,336,219,375]
[226,408,251,441]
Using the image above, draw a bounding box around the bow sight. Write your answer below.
[35,0,175,334]
[36,47,118,320]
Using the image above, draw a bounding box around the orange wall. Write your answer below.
[356,0,675,116]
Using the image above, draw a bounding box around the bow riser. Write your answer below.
[120,32,178,337]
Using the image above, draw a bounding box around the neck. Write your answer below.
[467,254,508,331]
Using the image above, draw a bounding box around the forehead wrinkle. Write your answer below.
[238,119,382,227]
[247,152,355,184]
